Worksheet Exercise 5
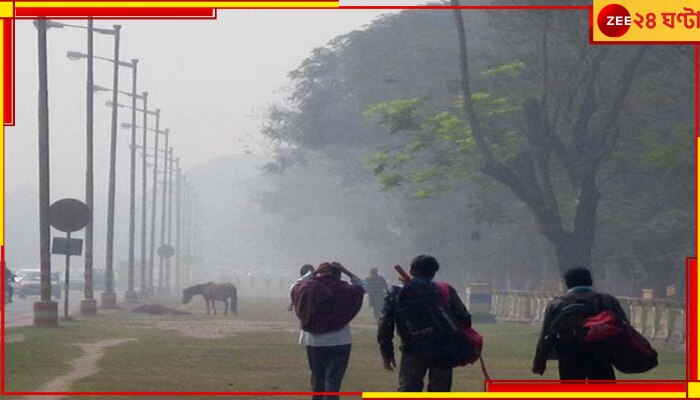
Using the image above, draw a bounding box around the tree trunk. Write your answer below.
[547,170,600,275]
[552,233,595,274]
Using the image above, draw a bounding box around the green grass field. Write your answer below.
[4,297,686,398]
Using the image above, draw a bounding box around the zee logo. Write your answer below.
[607,16,631,26]
[598,4,632,37]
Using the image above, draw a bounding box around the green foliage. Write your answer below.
[361,62,527,204]
[364,98,424,134]
[481,60,526,78]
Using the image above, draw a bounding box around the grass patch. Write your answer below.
[4,297,686,396]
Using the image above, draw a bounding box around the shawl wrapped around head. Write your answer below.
[291,274,364,334]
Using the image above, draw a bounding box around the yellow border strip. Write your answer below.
[15,1,338,9]
[363,392,686,399]
[689,382,700,398]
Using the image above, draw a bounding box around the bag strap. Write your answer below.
[436,281,491,380]
[479,356,491,380]
[435,281,450,305]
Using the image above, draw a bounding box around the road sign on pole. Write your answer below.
[49,198,91,233]
[49,198,91,319]
[157,244,175,259]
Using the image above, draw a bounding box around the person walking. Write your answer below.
[5,267,15,303]
[532,267,630,381]
[291,262,365,400]
[377,255,471,392]
[364,268,388,322]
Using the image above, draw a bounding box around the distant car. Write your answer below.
[13,269,35,283]
[17,270,61,300]
[11,269,35,291]
[68,270,84,290]
[67,269,107,291]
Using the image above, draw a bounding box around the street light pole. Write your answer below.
[59,20,119,315]
[157,137,169,292]
[140,92,149,296]
[183,179,189,285]
[175,162,182,290]
[117,109,159,298]
[165,148,174,290]
[150,122,164,293]
[81,19,97,315]
[102,24,121,309]
[125,58,139,304]
[191,191,199,284]
[34,19,58,327]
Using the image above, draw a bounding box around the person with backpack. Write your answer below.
[532,267,630,381]
[364,268,389,322]
[377,255,472,392]
[290,262,365,400]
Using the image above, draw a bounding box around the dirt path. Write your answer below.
[22,338,136,400]
[156,318,299,338]
[154,317,377,339]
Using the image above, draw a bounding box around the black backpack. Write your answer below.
[394,283,472,368]
[545,297,599,353]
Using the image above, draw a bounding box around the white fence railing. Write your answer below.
[488,290,685,346]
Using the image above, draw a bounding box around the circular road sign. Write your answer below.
[50,198,91,233]
[157,244,175,258]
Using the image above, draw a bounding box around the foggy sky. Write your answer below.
[7,5,427,197]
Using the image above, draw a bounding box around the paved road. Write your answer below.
[3,290,86,328]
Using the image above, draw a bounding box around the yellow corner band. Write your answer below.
[0,2,12,17]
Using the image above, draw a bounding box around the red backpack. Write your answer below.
[435,281,490,379]
[581,310,658,373]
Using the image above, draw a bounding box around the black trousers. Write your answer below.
[557,346,616,381]
[306,344,352,400]
[398,351,453,392]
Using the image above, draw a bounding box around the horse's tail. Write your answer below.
[230,285,238,315]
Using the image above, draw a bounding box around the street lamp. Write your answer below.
[92,59,141,304]
[42,20,117,35]
[122,120,167,295]
[103,24,122,308]
[66,50,134,68]
[60,20,118,316]
[33,20,56,327]
[111,101,154,114]
[121,112,172,298]
[158,144,173,292]
[31,19,119,325]
[65,25,125,308]
[94,84,144,99]
[166,149,175,290]
[138,93,150,297]
[175,160,182,290]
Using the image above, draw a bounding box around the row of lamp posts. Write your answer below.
[32,19,197,327]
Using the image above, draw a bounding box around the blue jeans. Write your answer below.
[306,344,351,400]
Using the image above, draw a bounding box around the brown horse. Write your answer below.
[182,282,238,315]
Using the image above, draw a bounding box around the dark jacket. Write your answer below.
[532,288,629,371]
[377,279,472,361]
[291,274,364,335]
